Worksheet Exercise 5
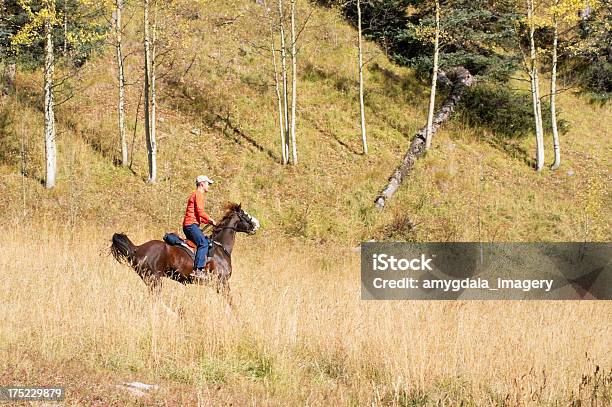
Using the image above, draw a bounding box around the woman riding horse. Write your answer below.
[110,203,259,304]
[183,175,216,279]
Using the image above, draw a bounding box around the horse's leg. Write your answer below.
[136,266,161,295]
[140,270,177,318]
[219,278,235,312]
[134,257,159,293]
[146,274,162,295]
[214,275,221,294]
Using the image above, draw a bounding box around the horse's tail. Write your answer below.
[111,233,137,265]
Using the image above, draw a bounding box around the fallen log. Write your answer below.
[374,67,475,209]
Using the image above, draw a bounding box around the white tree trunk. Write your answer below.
[357,0,368,154]
[264,0,287,164]
[528,65,541,158]
[425,0,440,150]
[527,0,544,171]
[534,68,543,150]
[550,9,560,170]
[115,0,128,166]
[44,3,56,189]
[278,0,290,164]
[289,0,297,164]
[151,2,157,177]
[143,0,156,183]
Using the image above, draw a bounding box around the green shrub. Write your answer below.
[458,84,569,138]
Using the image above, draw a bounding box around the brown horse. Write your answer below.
[110,203,259,304]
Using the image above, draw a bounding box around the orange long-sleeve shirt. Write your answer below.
[183,190,211,227]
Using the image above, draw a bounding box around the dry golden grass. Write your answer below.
[1,223,610,406]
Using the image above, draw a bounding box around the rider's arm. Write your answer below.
[195,191,212,224]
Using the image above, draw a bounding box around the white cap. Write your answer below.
[195,175,214,185]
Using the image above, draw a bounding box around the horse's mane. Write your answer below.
[202,202,242,236]
[211,202,241,228]
[223,202,241,214]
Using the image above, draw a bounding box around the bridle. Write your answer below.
[206,210,258,258]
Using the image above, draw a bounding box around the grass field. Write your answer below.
[0,224,610,405]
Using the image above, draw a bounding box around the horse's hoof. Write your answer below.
[191,269,207,279]
[192,274,212,286]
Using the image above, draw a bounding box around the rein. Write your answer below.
[211,240,231,258]
[212,225,237,232]
[203,208,255,259]
[208,224,236,258]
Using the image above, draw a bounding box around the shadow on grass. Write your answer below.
[302,62,357,94]
[61,117,127,167]
[302,62,422,142]
[5,79,129,169]
[367,62,426,103]
[366,63,438,141]
[168,81,280,163]
[211,111,279,162]
[311,121,363,156]
[486,136,535,168]
[302,61,426,104]
[0,101,47,186]
[457,84,568,167]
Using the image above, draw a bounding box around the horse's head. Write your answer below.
[219,203,260,235]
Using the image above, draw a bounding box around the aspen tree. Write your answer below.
[425,0,440,151]
[43,0,56,188]
[143,0,156,182]
[278,0,290,163]
[115,0,128,166]
[289,0,297,164]
[357,0,368,154]
[263,0,288,164]
[527,0,545,171]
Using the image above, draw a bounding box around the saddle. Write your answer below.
[163,232,213,261]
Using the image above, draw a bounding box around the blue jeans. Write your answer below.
[183,224,209,269]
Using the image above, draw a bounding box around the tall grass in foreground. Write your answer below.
[0,224,610,406]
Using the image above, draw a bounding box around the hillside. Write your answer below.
[0,1,611,405]
[0,1,612,244]
[0,0,609,244]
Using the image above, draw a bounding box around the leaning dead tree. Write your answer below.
[374,67,474,209]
